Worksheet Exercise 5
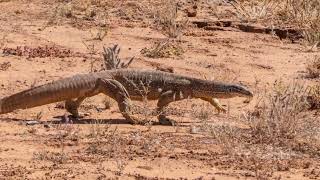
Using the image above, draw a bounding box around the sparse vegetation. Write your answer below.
[306,56,320,78]
[0,62,11,71]
[33,150,69,164]
[82,41,99,72]
[307,84,320,110]
[230,0,278,22]
[230,0,320,44]
[191,103,213,121]
[141,39,184,58]
[152,0,188,39]
[101,44,134,70]
[194,81,320,178]
[244,81,314,147]
[86,121,118,156]
[2,0,320,179]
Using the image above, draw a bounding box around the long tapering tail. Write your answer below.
[0,74,96,114]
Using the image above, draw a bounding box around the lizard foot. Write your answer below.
[212,98,227,114]
[158,116,176,126]
[216,106,227,114]
[123,114,142,125]
[70,112,91,118]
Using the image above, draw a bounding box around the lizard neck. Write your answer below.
[191,80,237,99]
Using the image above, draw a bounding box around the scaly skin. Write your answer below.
[0,69,253,125]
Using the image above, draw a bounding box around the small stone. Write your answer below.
[26,121,40,126]
[186,7,197,17]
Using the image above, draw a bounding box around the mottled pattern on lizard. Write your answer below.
[0,69,253,125]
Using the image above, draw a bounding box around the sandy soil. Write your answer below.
[0,0,319,179]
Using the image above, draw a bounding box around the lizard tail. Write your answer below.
[0,74,95,114]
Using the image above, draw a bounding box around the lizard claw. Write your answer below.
[158,115,176,126]
[216,106,227,114]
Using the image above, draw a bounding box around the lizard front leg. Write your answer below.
[157,90,188,125]
[91,78,138,124]
[200,97,227,114]
[65,97,86,117]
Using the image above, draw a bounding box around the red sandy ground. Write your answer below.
[0,0,319,179]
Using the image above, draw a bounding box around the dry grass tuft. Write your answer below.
[141,39,184,58]
[86,122,119,157]
[306,56,320,78]
[191,103,214,122]
[244,81,314,146]
[152,0,188,39]
[277,0,320,44]
[230,0,320,44]
[33,150,69,164]
[307,84,320,110]
[230,0,278,22]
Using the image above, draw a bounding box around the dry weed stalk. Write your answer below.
[0,34,8,50]
[86,121,120,157]
[209,123,244,155]
[102,44,134,70]
[243,81,320,157]
[191,103,214,122]
[82,41,99,72]
[115,157,128,176]
[33,124,79,164]
[124,79,160,126]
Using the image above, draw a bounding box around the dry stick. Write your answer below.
[82,41,99,72]
[102,44,134,70]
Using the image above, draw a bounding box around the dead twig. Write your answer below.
[102,44,134,70]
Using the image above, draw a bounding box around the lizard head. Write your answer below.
[211,83,254,99]
[228,84,253,98]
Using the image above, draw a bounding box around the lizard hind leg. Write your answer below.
[92,78,138,124]
[65,97,86,117]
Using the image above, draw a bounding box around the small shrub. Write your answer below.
[230,0,320,44]
[306,56,320,78]
[33,150,69,164]
[230,0,278,22]
[245,81,310,145]
[102,44,134,70]
[141,39,184,58]
[307,84,320,110]
[201,81,320,178]
[191,103,213,121]
[153,0,188,39]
